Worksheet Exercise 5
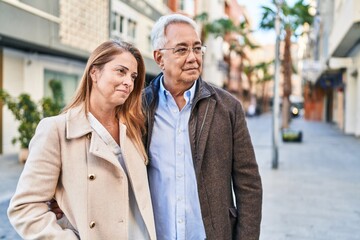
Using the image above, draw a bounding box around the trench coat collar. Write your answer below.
[65,104,126,170]
[65,104,92,139]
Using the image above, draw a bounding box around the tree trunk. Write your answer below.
[282,26,293,129]
[261,81,269,113]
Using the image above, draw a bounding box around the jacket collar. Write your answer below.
[65,104,92,139]
[146,72,215,106]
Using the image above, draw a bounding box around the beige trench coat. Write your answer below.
[7,105,156,240]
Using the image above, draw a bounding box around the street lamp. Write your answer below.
[272,0,283,169]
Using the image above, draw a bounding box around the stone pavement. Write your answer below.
[0,153,22,239]
[247,113,360,240]
[0,113,360,239]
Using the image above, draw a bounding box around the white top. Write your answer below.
[88,113,150,240]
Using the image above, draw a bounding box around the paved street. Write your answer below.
[0,154,22,240]
[0,113,360,239]
[248,113,360,240]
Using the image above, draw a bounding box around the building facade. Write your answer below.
[303,0,360,137]
[0,0,266,154]
[0,0,170,154]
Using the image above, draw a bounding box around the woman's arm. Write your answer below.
[7,117,78,240]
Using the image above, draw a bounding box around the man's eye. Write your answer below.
[193,47,202,53]
[175,47,188,54]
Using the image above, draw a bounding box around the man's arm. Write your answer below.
[232,103,263,240]
[47,198,64,220]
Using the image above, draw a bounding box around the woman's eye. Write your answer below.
[117,68,126,74]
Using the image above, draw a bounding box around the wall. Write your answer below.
[1,48,85,154]
[198,0,226,87]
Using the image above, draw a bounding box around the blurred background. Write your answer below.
[0,0,360,239]
[1,0,360,154]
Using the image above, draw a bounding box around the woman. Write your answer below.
[7,40,156,240]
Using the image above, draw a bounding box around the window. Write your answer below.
[111,11,124,35]
[128,19,136,38]
[111,12,118,32]
[44,70,79,104]
[178,0,194,15]
[147,26,152,52]
[119,15,124,34]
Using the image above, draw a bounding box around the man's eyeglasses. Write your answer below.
[159,46,207,57]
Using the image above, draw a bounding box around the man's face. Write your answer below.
[155,23,203,88]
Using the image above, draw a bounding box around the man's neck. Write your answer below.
[162,77,194,110]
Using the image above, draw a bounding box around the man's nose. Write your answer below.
[186,48,197,61]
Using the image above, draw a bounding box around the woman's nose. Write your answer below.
[123,75,133,87]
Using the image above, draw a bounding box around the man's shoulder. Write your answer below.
[201,80,239,103]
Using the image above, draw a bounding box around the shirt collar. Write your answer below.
[159,76,197,105]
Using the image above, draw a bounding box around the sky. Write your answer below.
[237,0,297,45]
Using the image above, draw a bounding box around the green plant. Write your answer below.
[0,80,64,148]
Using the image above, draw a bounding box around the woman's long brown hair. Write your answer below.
[62,40,147,162]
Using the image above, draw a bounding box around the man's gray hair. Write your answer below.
[150,14,198,50]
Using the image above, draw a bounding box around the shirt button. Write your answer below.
[178,219,183,223]
[88,174,96,180]
[89,221,96,228]
[177,197,182,201]
[177,174,183,178]
[177,151,182,156]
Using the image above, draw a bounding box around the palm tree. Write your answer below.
[230,20,259,101]
[195,13,258,102]
[259,0,313,128]
[254,61,274,113]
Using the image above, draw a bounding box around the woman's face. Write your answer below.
[90,52,138,108]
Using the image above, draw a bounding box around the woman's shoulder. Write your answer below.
[36,114,66,133]
[39,113,66,125]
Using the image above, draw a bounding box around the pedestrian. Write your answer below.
[7,40,156,240]
[144,13,262,240]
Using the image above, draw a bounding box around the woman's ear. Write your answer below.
[90,67,97,83]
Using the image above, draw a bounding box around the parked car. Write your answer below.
[290,96,304,118]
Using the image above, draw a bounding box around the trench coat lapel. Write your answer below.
[65,105,121,169]
[88,133,121,169]
[119,123,143,192]
[119,124,156,239]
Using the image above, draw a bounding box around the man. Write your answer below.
[144,14,262,240]
[50,13,262,240]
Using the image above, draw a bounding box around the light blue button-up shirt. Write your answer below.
[148,78,206,240]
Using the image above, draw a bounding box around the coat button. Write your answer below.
[88,174,96,180]
[89,221,96,228]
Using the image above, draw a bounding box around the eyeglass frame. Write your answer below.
[158,45,207,57]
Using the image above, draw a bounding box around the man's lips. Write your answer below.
[183,67,199,71]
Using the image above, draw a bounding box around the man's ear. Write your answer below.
[153,50,164,68]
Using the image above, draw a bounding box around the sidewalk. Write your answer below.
[247,113,360,240]
[0,113,360,240]
[0,153,23,203]
[0,153,23,240]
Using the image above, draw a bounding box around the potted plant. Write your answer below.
[0,80,64,163]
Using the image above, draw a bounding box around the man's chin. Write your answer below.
[183,72,200,82]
